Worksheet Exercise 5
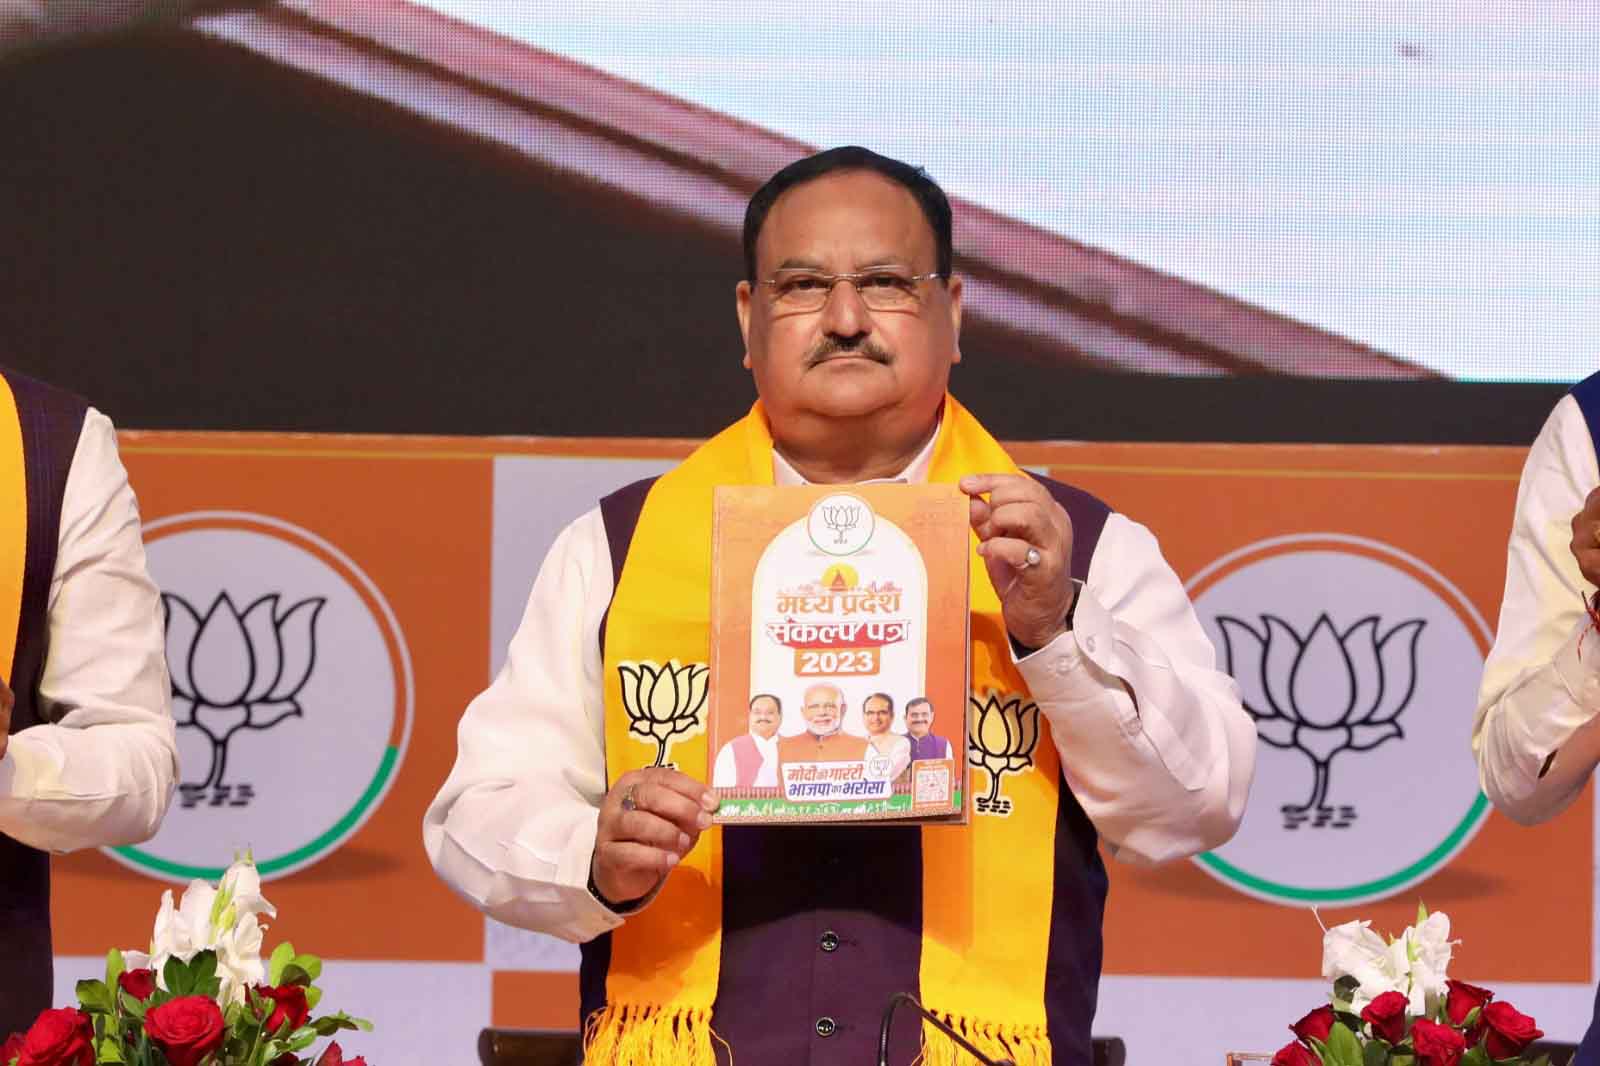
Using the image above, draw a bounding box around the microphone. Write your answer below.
[877,992,1016,1066]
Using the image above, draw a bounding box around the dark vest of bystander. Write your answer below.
[0,367,88,1039]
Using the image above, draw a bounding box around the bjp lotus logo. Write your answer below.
[618,659,709,767]
[163,591,325,806]
[968,691,1040,816]
[1217,612,1423,828]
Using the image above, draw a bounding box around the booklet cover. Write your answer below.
[708,483,970,825]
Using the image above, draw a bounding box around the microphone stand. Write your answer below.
[877,992,1017,1066]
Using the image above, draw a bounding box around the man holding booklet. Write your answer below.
[425,146,1256,1066]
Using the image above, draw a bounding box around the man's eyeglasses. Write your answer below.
[760,269,945,313]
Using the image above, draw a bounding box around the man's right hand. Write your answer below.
[1571,487,1600,588]
[591,767,718,908]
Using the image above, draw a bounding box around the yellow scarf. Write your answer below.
[0,375,28,682]
[590,395,1063,1065]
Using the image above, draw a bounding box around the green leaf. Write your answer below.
[1389,1055,1414,1066]
[1461,1006,1482,1029]
[1332,976,1361,1014]
[76,979,115,1014]
[119,990,148,1019]
[304,986,324,1012]
[1363,1039,1390,1066]
[105,949,127,988]
[1458,1049,1490,1066]
[97,1036,127,1063]
[269,942,296,986]
[292,954,323,982]
[189,950,219,986]
[280,964,313,988]
[309,1013,371,1036]
[163,956,194,998]
[1416,901,1429,924]
[1324,1022,1366,1066]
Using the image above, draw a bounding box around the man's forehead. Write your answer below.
[756,170,935,272]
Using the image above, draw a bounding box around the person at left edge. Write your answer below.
[0,367,178,1038]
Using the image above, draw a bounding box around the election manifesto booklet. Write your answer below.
[708,483,970,825]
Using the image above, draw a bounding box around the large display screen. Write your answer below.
[419,1,1596,384]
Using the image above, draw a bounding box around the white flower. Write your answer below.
[1322,919,1405,1012]
[1321,910,1457,1016]
[215,857,276,929]
[214,911,267,1005]
[120,856,275,1004]
[1400,911,1454,1015]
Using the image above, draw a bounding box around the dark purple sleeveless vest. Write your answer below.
[0,368,88,1039]
[586,470,1112,1066]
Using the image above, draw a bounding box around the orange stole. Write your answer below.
[589,395,1063,1066]
[0,375,26,683]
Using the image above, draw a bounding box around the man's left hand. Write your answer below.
[960,474,1076,651]
[0,675,12,760]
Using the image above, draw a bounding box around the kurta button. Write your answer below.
[815,1017,837,1038]
[1085,635,1097,653]
[819,930,840,952]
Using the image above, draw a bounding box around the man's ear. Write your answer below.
[946,274,963,364]
[735,280,753,369]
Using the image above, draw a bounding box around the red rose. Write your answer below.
[117,969,158,1002]
[1482,1000,1544,1058]
[15,1008,93,1066]
[2,1032,26,1066]
[314,1043,368,1066]
[255,984,311,1035]
[1444,979,1493,1025]
[1445,979,1492,1044]
[1360,990,1408,1044]
[1270,1041,1319,1066]
[1410,1018,1467,1066]
[1289,1005,1334,1045]
[145,995,226,1066]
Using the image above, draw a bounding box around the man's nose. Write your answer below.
[819,278,872,339]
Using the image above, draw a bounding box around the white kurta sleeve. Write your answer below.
[0,408,178,851]
[1016,512,1257,865]
[423,507,626,942]
[1473,395,1600,825]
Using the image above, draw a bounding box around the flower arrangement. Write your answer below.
[1273,905,1546,1066]
[3,856,371,1066]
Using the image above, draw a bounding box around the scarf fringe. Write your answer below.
[582,1002,722,1066]
[915,1010,1051,1066]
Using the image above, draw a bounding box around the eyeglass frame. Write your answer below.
[756,268,951,313]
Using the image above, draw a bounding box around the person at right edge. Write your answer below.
[1475,371,1600,1062]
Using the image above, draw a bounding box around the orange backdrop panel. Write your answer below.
[1017,441,1587,983]
[51,433,493,962]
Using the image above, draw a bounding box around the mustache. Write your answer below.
[806,335,892,367]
